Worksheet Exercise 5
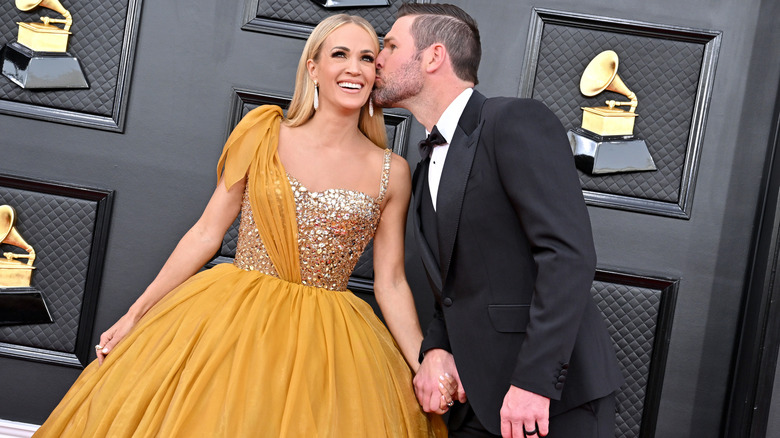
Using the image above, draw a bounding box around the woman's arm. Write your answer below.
[97,176,245,364]
[371,155,424,372]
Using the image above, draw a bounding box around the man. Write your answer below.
[372,4,624,438]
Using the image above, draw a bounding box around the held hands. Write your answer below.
[96,312,140,365]
[413,348,467,414]
[500,386,550,438]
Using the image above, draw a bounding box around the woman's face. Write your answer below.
[309,23,377,114]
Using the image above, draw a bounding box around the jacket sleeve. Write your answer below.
[419,298,452,362]
[492,98,597,400]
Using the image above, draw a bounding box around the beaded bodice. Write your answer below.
[233,148,391,291]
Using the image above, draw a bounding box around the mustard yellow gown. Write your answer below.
[34,106,446,437]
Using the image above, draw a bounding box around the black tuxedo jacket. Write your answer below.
[413,91,623,435]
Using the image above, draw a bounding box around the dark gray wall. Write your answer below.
[1,0,779,436]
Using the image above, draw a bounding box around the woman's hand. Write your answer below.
[96,312,140,365]
[93,175,245,366]
[438,373,458,412]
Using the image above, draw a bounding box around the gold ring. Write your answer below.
[95,344,103,350]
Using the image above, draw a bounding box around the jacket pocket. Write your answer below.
[488,304,530,333]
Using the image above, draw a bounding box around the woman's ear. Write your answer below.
[306,59,317,82]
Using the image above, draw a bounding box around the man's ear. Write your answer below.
[424,43,447,73]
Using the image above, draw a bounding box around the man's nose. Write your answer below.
[376,50,386,69]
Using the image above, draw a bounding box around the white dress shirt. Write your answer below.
[428,88,474,210]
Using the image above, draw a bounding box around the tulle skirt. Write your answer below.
[34,263,446,437]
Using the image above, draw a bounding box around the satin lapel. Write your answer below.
[412,159,443,292]
[436,91,487,284]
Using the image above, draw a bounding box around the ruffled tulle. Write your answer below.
[34,264,445,437]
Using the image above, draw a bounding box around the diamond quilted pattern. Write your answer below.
[0,187,97,354]
[220,216,240,257]
[592,280,662,438]
[531,24,704,202]
[0,0,130,116]
[255,0,403,35]
[351,240,373,279]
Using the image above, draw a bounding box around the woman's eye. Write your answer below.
[332,50,347,58]
[362,55,375,62]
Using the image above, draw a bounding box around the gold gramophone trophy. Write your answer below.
[568,50,655,175]
[1,0,88,89]
[0,205,36,287]
[0,204,52,325]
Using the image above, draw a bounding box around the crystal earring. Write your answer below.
[313,80,319,111]
[368,97,374,117]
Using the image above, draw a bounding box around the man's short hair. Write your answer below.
[398,3,481,85]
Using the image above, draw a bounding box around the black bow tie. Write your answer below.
[418,126,447,158]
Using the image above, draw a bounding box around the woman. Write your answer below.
[34,14,452,437]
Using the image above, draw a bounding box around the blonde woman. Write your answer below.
[34,15,449,437]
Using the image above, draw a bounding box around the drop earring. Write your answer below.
[368,97,374,117]
[313,80,319,111]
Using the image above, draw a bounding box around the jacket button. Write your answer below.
[560,369,568,376]
[443,297,453,306]
[555,382,564,390]
[557,376,566,383]
[562,363,569,369]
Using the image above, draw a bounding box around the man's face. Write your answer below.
[372,16,424,108]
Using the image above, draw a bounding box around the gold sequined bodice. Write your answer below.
[234,148,392,291]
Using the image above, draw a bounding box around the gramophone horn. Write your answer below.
[0,205,35,265]
[15,0,42,11]
[0,205,16,243]
[579,50,637,112]
[15,0,72,31]
[16,0,66,13]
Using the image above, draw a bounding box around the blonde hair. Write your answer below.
[284,14,387,149]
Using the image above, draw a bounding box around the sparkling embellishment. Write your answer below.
[234,149,392,291]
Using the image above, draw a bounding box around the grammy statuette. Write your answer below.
[0,204,52,325]
[1,0,88,89]
[568,50,656,175]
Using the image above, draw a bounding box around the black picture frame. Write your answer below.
[0,174,113,367]
[519,8,721,218]
[241,0,426,39]
[592,268,678,438]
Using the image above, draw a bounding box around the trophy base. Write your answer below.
[568,127,656,175]
[0,287,52,325]
[1,41,88,89]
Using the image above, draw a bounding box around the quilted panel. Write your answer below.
[0,188,97,353]
[0,0,129,116]
[532,24,703,202]
[255,0,403,36]
[220,216,240,258]
[592,281,661,438]
[351,240,373,279]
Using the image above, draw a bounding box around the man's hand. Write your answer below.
[500,386,550,437]
[413,348,467,414]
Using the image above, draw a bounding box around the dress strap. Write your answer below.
[376,148,392,204]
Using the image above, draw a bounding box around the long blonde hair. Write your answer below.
[284,14,387,149]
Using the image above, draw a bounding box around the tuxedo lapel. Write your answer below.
[436,91,487,284]
[412,159,443,292]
